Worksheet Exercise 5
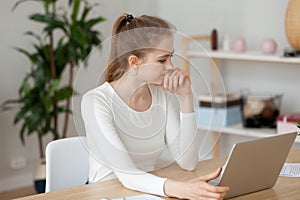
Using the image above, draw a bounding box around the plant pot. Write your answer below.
[33,159,46,193]
[285,0,300,51]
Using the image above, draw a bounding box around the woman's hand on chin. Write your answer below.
[163,68,191,97]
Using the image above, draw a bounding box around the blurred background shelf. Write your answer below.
[182,36,300,157]
[198,123,300,144]
[186,50,300,64]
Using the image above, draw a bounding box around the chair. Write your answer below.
[45,136,89,192]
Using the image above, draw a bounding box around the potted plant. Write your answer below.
[2,0,105,193]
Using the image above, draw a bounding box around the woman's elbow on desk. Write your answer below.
[176,152,199,171]
[177,159,198,171]
[178,163,197,171]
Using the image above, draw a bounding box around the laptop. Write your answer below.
[209,132,297,199]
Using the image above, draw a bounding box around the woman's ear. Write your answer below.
[128,55,139,68]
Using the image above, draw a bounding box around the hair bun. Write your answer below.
[125,14,134,23]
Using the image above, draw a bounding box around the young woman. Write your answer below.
[81,13,229,200]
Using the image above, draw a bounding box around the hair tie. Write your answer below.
[126,14,134,23]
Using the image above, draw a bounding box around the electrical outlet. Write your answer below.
[10,157,27,170]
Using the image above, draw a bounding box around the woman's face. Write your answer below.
[137,36,174,85]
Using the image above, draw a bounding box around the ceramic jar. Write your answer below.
[260,38,277,55]
[234,37,246,53]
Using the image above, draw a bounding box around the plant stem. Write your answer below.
[62,60,74,138]
[49,35,56,79]
[38,132,45,159]
[48,1,59,140]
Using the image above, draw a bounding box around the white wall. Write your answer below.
[1,0,299,192]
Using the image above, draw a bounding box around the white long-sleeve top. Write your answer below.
[81,82,199,196]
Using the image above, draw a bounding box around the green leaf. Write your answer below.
[14,47,36,63]
[52,106,71,115]
[30,14,67,34]
[21,80,31,95]
[14,104,31,124]
[86,17,106,29]
[1,99,21,111]
[53,86,73,102]
[71,0,80,23]
[61,13,70,27]
[30,13,52,23]
[24,31,43,44]
[20,123,27,145]
[48,79,60,95]
[34,65,46,86]
[25,115,38,135]
[12,0,43,11]
[44,23,67,34]
[67,43,78,63]
[80,4,92,22]
[68,0,73,6]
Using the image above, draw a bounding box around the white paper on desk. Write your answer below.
[113,194,163,200]
[280,163,300,177]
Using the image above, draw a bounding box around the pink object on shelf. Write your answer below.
[260,38,277,55]
[277,113,300,134]
[234,37,246,53]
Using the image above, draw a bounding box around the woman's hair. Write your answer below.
[104,13,175,82]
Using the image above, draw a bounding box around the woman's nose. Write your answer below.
[165,61,174,70]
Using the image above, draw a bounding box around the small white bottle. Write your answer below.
[222,34,230,52]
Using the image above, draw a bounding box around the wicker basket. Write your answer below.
[242,94,282,128]
[285,0,300,51]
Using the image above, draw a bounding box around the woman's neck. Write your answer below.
[109,75,152,112]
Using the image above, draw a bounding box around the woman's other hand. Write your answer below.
[164,167,229,200]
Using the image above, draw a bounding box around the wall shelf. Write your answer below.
[198,124,300,144]
[181,40,300,156]
[187,50,300,64]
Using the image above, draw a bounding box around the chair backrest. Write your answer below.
[45,136,89,192]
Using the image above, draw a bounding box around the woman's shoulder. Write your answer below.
[81,83,114,118]
[82,82,113,103]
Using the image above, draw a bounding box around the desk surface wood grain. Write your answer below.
[16,149,300,200]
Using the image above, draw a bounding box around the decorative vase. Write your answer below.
[285,0,300,51]
[234,37,246,53]
[222,34,230,52]
[260,38,277,55]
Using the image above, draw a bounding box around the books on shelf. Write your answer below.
[277,113,300,134]
[198,93,242,106]
[197,93,242,127]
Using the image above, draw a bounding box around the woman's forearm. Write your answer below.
[164,179,187,199]
[177,93,194,113]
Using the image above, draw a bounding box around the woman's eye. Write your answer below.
[159,59,166,63]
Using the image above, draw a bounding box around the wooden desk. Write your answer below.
[16,149,300,200]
